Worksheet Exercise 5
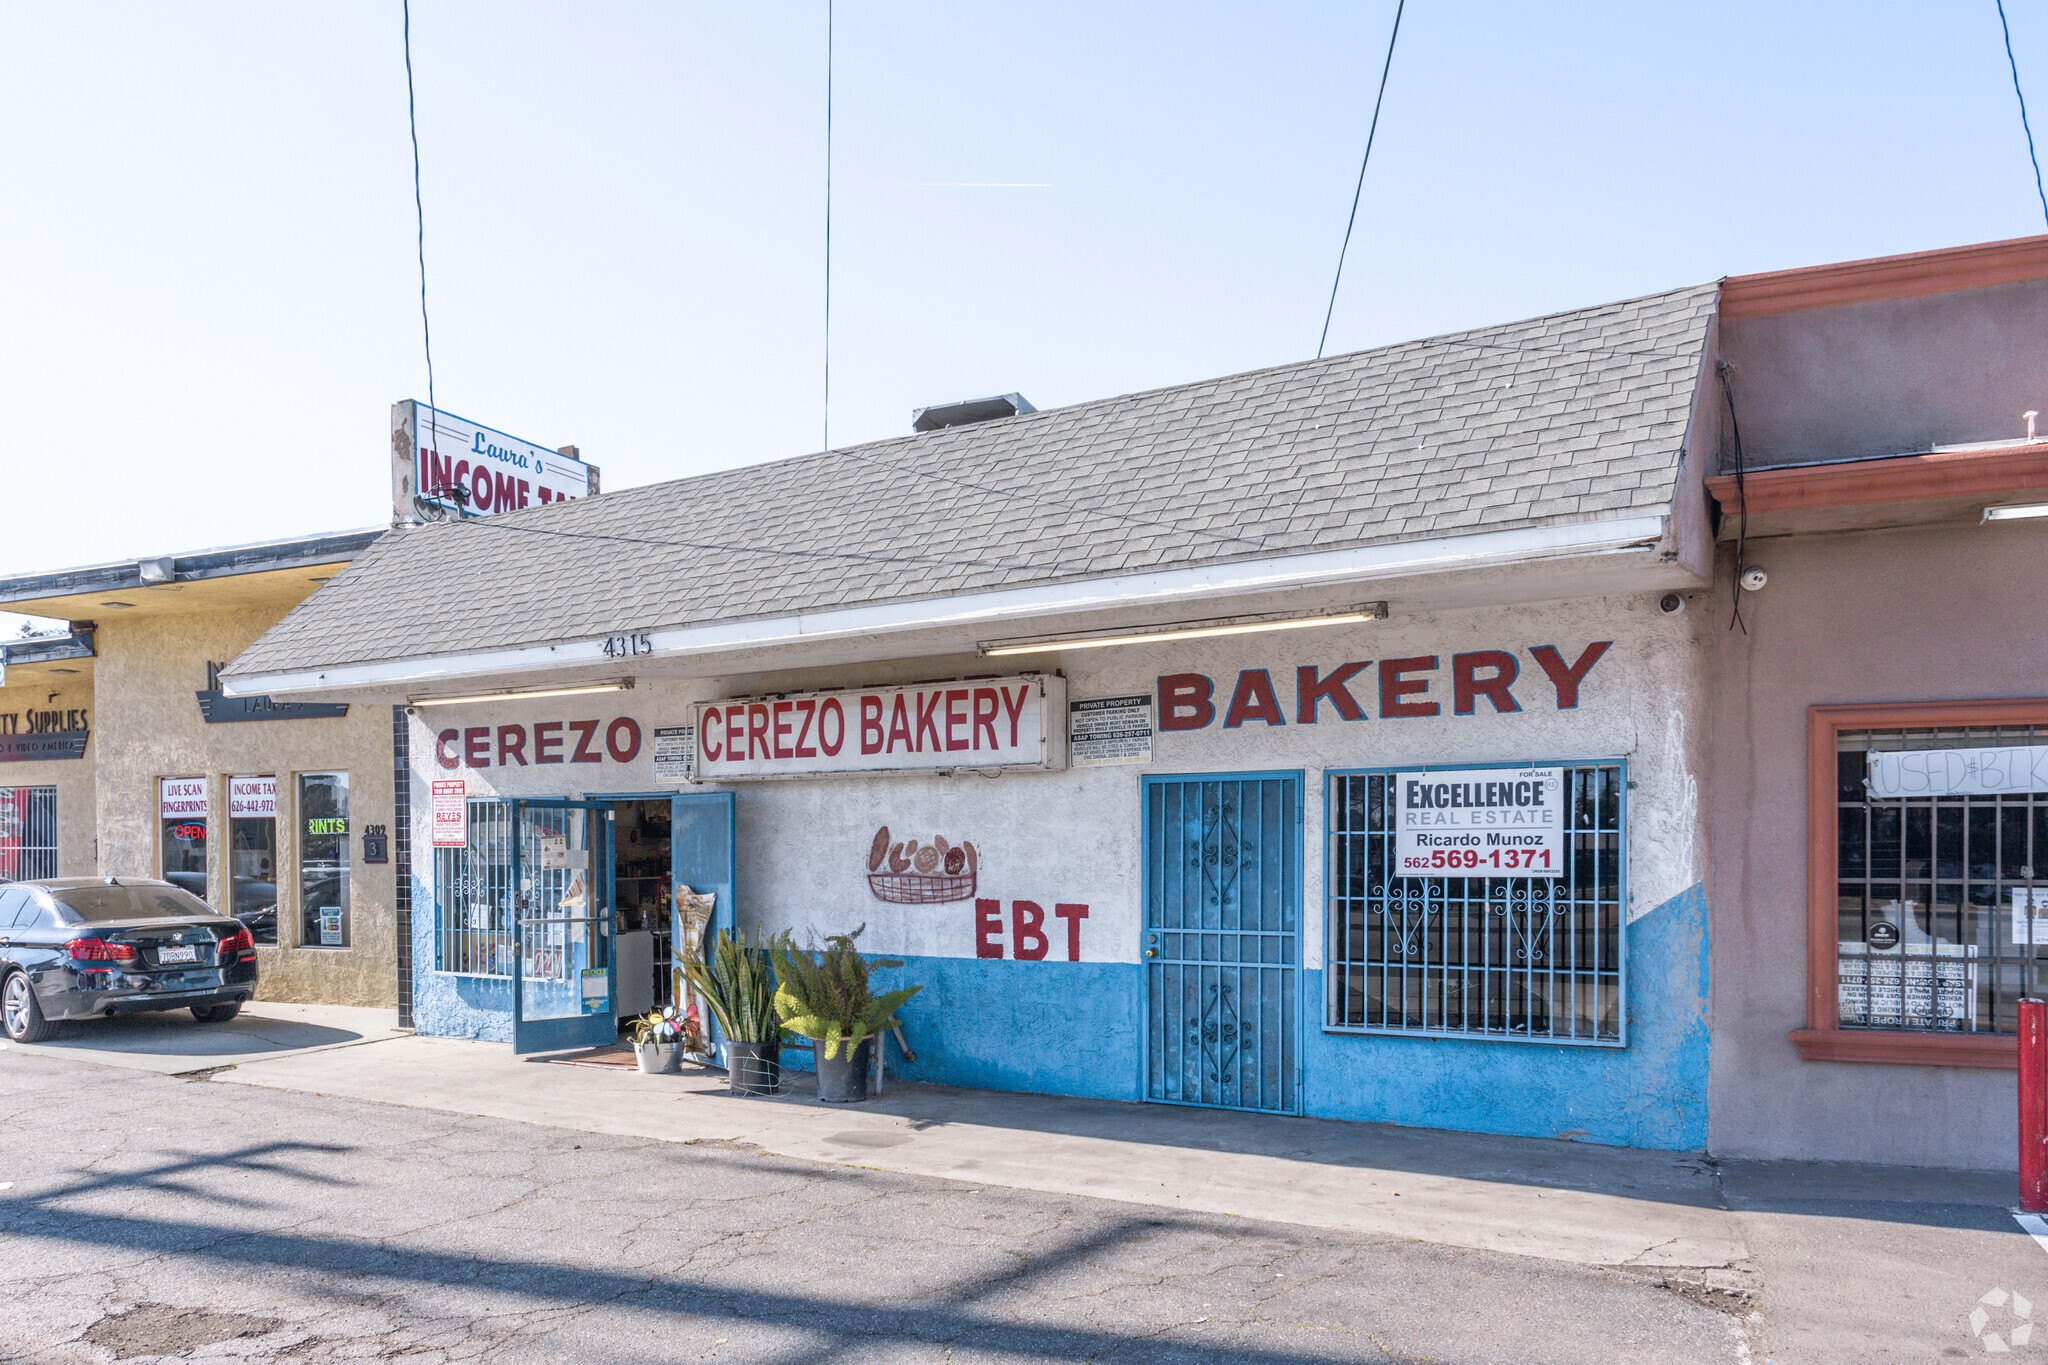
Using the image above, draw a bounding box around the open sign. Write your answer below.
[166,823,207,841]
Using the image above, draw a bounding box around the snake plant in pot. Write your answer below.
[681,928,784,1096]
[769,925,920,1103]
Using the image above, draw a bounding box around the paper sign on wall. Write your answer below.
[1069,695,1153,767]
[1868,745,2048,799]
[1394,766,1565,877]
[430,780,469,848]
[653,726,695,782]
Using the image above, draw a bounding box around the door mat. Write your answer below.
[540,1046,639,1070]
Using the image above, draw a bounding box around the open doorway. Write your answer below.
[609,798,672,1020]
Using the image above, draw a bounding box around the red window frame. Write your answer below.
[1792,699,2048,1068]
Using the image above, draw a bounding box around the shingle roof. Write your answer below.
[228,282,1717,678]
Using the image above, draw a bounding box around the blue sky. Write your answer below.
[2,0,2045,621]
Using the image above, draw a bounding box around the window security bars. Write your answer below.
[0,787,57,882]
[433,801,581,980]
[436,799,516,977]
[1327,765,1626,1045]
[1837,726,2048,1036]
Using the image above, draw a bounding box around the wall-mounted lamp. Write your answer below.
[979,604,1387,658]
[410,678,635,707]
[1984,503,2048,522]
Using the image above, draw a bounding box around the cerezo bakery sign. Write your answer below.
[692,676,1067,780]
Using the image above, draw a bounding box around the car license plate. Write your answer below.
[157,945,198,964]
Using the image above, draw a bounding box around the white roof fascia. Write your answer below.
[221,513,1666,698]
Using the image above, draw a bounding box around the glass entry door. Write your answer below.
[512,800,617,1054]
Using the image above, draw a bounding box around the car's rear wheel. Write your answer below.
[190,1002,241,1024]
[2,972,55,1043]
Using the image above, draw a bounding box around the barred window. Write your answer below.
[436,799,515,977]
[1326,764,1626,1045]
[0,786,57,881]
[1836,726,2048,1036]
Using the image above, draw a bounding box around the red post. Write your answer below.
[2021,999,2048,1213]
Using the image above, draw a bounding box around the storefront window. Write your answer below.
[1834,725,2048,1036]
[0,786,57,882]
[228,775,279,944]
[298,772,349,948]
[1325,764,1626,1045]
[158,777,208,899]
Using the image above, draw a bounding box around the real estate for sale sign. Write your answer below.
[1393,765,1566,877]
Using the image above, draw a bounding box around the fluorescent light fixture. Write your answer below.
[412,679,634,707]
[1984,502,2048,522]
[980,604,1387,657]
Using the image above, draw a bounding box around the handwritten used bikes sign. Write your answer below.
[692,675,1067,780]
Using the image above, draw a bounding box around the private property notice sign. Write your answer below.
[691,675,1068,780]
[1394,766,1565,877]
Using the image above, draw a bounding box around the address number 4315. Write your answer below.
[601,632,653,658]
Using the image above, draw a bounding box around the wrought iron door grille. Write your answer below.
[0,786,58,882]
[1144,776,1300,1114]
[434,799,516,977]
[1837,726,2048,1036]
[1327,764,1625,1045]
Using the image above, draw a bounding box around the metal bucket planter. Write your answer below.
[634,1041,681,1074]
[723,1041,781,1097]
[812,1038,872,1103]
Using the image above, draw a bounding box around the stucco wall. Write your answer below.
[1701,522,2048,1168]
[410,592,1712,1147]
[0,673,96,878]
[92,608,397,1008]
[1719,277,2048,465]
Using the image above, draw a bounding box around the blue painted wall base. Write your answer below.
[1299,885,1711,1150]
[411,884,1709,1151]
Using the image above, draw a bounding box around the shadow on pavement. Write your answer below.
[7,1141,1408,1365]
[24,1012,362,1058]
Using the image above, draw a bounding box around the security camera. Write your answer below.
[1740,566,1769,592]
[1658,592,1686,616]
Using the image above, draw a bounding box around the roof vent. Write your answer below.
[911,393,1036,433]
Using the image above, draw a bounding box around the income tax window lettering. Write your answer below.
[1326,763,1625,1046]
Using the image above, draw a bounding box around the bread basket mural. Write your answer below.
[866,825,978,904]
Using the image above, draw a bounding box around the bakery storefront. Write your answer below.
[394,594,1710,1150]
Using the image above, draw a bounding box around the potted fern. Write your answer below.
[769,925,920,1103]
[682,928,783,1097]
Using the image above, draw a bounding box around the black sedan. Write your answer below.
[0,877,258,1043]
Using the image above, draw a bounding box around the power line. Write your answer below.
[1998,0,2048,228]
[823,0,834,451]
[1317,0,1406,360]
[402,0,440,466]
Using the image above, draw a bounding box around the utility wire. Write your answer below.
[1998,0,2048,228]
[402,0,441,471]
[823,0,834,451]
[1717,362,1749,635]
[1317,0,1405,360]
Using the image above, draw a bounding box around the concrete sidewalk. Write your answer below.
[4,1001,406,1075]
[220,1033,1750,1275]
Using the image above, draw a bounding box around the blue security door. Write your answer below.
[512,800,617,1055]
[668,790,737,1052]
[1142,773,1302,1113]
